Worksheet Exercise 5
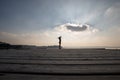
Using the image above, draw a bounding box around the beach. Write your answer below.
[0,49,120,80]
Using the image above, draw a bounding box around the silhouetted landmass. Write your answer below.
[0,42,24,50]
[0,41,60,50]
[0,41,11,49]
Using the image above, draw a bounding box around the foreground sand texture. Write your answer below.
[0,49,120,80]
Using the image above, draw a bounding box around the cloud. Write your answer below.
[66,24,87,31]
[55,23,99,33]
[103,2,120,30]
[0,32,17,37]
[105,3,120,17]
[0,31,45,45]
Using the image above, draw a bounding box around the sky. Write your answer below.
[0,0,120,48]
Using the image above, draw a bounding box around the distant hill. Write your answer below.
[0,41,60,50]
[0,41,10,45]
[0,41,11,49]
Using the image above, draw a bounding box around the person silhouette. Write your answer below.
[58,36,62,49]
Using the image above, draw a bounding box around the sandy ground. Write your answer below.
[0,49,120,80]
[1,73,120,80]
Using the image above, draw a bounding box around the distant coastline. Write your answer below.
[0,41,60,50]
[0,41,120,50]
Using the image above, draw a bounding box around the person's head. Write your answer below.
[58,36,61,39]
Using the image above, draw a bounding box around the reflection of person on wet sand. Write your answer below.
[58,36,62,49]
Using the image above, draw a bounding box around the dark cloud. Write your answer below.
[65,24,88,32]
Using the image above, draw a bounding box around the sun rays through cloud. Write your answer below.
[0,0,120,48]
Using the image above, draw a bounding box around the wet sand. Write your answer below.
[0,49,120,80]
